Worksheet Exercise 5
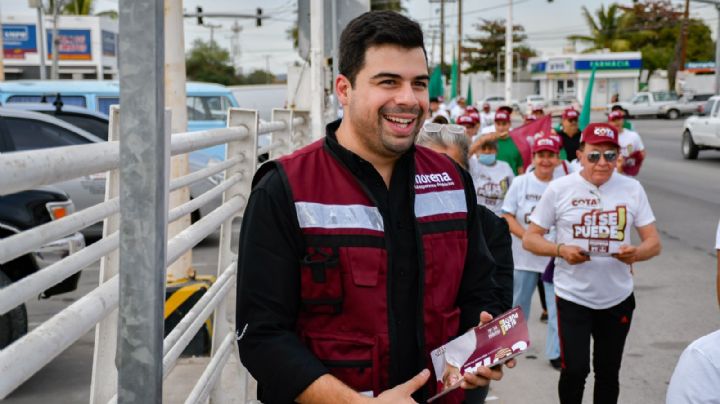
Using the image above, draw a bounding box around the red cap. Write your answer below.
[608,110,624,121]
[524,115,538,123]
[467,112,480,123]
[562,108,579,120]
[465,106,479,114]
[581,123,619,146]
[495,111,510,122]
[497,105,514,115]
[532,136,560,154]
[456,115,475,126]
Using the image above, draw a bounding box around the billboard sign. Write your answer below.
[3,24,38,60]
[47,29,92,60]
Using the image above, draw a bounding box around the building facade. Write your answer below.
[529,52,642,107]
[2,15,118,80]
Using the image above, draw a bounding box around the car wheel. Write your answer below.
[666,109,680,120]
[682,131,699,160]
[0,270,28,349]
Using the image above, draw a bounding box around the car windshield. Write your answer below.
[51,114,109,141]
[653,92,679,101]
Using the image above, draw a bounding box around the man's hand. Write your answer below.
[460,312,516,390]
[367,369,430,404]
[559,244,591,265]
[612,244,638,264]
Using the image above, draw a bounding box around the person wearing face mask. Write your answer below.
[523,123,661,404]
[471,110,524,175]
[501,136,564,371]
[468,139,514,217]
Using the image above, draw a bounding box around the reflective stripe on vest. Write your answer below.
[414,189,467,219]
[295,201,384,232]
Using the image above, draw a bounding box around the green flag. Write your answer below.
[579,65,596,130]
[450,54,458,99]
[429,65,444,100]
[466,81,474,106]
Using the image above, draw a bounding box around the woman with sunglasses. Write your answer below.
[522,123,662,404]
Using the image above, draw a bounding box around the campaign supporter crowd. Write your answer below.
[235,10,719,404]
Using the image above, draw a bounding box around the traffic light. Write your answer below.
[256,8,262,27]
[197,6,204,25]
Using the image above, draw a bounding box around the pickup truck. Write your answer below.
[0,187,85,348]
[681,95,720,159]
[609,91,699,119]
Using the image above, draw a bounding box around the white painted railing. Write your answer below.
[0,106,311,402]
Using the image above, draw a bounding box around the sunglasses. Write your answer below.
[585,150,618,164]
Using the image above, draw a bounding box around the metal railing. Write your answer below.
[0,106,312,402]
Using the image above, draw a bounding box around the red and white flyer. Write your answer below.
[428,307,530,402]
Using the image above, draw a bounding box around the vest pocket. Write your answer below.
[305,333,378,394]
[341,247,385,287]
[300,247,343,314]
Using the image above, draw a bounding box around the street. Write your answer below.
[4,115,720,403]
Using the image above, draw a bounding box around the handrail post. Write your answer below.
[293,110,313,149]
[90,105,121,404]
[209,108,258,403]
[270,108,294,159]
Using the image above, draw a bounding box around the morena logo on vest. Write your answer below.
[414,172,455,190]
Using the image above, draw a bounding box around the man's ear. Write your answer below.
[575,149,582,161]
[335,74,352,107]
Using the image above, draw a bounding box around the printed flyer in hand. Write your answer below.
[428,307,530,402]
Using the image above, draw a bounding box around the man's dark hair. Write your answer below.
[339,11,427,86]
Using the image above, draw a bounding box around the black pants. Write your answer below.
[556,294,635,404]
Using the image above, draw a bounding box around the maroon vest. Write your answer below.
[276,139,468,398]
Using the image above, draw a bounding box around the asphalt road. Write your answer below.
[3,115,720,403]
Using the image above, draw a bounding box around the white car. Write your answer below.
[517,95,546,115]
[681,95,720,159]
[477,95,518,112]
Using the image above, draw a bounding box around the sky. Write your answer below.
[1,0,718,75]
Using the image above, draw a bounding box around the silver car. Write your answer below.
[0,107,221,238]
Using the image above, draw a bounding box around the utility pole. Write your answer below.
[229,20,242,70]
[680,0,690,71]
[505,0,513,104]
[264,54,271,83]
[205,23,222,45]
[51,0,60,79]
[457,0,462,98]
[440,0,445,75]
[0,10,4,82]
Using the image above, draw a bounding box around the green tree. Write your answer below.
[238,70,277,85]
[567,4,631,52]
[45,0,116,19]
[186,39,239,85]
[463,19,536,80]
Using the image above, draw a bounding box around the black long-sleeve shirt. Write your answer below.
[236,121,501,404]
[476,205,514,312]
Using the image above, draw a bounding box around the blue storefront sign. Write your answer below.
[102,30,116,56]
[47,29,92,60]
[531,62,546,73]
[3,24,37,59]
[574,59,642,71]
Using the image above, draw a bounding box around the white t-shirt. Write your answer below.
[480,112,494,129]
[619,129,645,157]
[666,329,720,404]
[502,172,554,272]
[469,156,515,216]
[529,171,656,309]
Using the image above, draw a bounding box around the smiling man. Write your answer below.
[235,10,510,404]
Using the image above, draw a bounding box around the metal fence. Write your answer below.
[0,106,311,402]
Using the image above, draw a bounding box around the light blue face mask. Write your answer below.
[478,153,497,166]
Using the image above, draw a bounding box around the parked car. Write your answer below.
[0,107,220,238]
[0,187,85,349]
[4,102,111,140]
[0,80,240,161]
[609,91,697,119]
[517,95,546,115]
[546,96,582,117]
[681,95,720,159]
[682,93,713,115]
[476,95,518,112]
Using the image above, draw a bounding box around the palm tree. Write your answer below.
[44,0,117,19]
[568,5,631,53]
